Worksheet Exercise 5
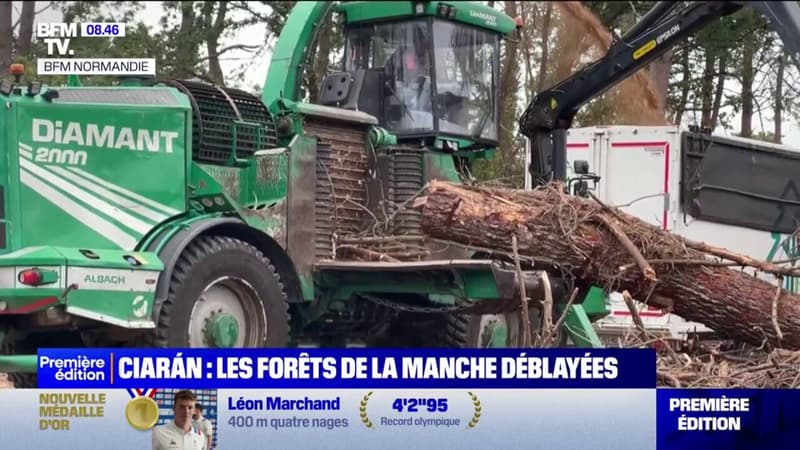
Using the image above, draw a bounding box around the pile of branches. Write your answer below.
[330,179,800,385]
[656,346,800,388]
[415,180,800,350]
[598,293,800,388]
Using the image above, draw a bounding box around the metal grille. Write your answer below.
[52,88,180,105]
[389,148,424,236]
[315,143,335,259]
[306,117,368,258]
[163,80,278,164]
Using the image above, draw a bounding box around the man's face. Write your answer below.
[192,410,200,420]
[174,399,194,422]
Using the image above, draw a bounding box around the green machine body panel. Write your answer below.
[0,245,163,327]
[7,87,189,252]
[0,87,189,333]
[336,1,517,34]
[0,1,612,379]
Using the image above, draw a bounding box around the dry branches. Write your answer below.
[418,180,800,350]
[512,236,533,347]
[325,167,800,388]
[654,345,800,388]
[597,214,657,281]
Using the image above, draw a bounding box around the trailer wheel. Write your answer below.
[1,334,36,388]
[155,236,289,348]
[441,307,567,348]
[441,312,519,348]
[1,331,85,388]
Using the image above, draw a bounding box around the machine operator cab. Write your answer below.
[319,2,516,149]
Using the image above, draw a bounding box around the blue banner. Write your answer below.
[13,348,800,449]
[0,388,658,450]
[657,389,800,450]
[36,348,655,389]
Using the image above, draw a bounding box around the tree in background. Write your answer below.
[1,1,798,176]
[0,1,51,77]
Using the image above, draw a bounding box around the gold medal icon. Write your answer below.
[125,396,160,431]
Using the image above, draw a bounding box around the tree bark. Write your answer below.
[0,1,11,76]
[674,44,691,125]
[775,53,785,143]
[175,1,199,79]
[17,1,35,58]
[500,1,519,103]
[648,48,673,114]
[418,181,800,350]
[536,2,553,92]
[700,50,716,129]
[740,37,755,137]
[710,53,727,130]
[204,1,228,86]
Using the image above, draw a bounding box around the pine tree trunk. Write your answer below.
[701,51,716,129]
[205,1,228,86]
[674,44,691,125]
[740,37,755,137]
[0,2,11,77]
[775,53,785,143]
[648,49,673,114]
[710,54,727,130]
[175,1,199,79]
[536,2,553,92]
[418,181,800,350]
[17,2,35,58]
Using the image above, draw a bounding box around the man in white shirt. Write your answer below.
[152,390,207,450]
[192,402,214,450]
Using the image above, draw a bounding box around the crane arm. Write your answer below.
[519,1,800,187]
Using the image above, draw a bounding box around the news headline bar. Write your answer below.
[36,348,655,389]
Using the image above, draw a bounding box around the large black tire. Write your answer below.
[155,235,290,348]
[441,306,567,348]
[2,331,85,388]
[441,311,519,348]
[2,334,36,388]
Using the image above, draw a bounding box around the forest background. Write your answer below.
[0,1,794,186]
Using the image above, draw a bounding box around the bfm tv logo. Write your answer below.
[36,22,125,56]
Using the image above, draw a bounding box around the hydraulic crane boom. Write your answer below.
[519,1,800,187]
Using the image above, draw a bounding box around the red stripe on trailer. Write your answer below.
[567,143,590,148]
[610,141,670,231]
[610,141,668,147]
[0,296,59,314]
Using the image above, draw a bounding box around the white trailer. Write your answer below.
[525,125,800,342]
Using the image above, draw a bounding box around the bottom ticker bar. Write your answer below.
[0,388,656,450]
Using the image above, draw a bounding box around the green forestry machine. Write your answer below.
[0,1,615,387]
[5,0,800,387]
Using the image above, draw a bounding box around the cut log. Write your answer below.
[417,181,800,350]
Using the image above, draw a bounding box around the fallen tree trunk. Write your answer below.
[417,181,800,350]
